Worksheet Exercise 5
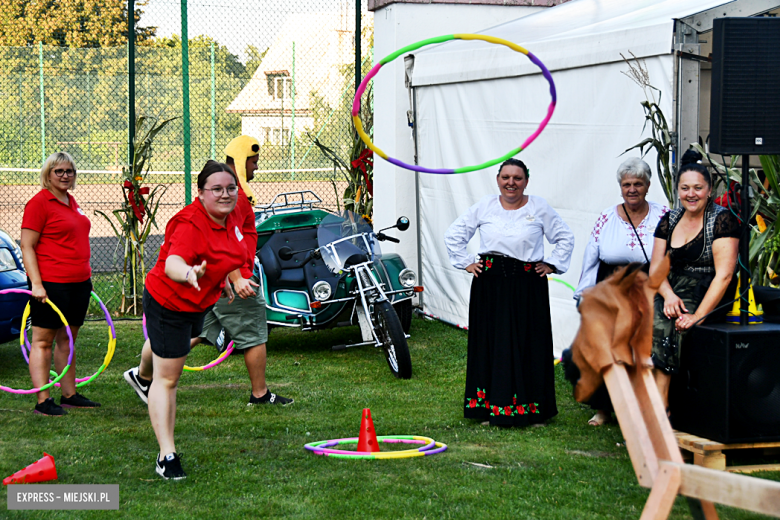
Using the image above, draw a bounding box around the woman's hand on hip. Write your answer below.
[662,293,688,319]
[31,283,47,303]
[534,262,554,277]
[465,261,483,277]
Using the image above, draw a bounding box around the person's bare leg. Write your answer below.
[138,339,155,381]
[148,353,187,458]
[653,370,672,411]
[30,326,57,404]
[244,344,267,398]
[54,326,80,398]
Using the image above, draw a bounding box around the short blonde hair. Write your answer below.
[40,152,77,189]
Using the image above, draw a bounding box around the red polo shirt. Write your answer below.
[236,188,258,279]
[145,198,245,313]
[21,189,91,283]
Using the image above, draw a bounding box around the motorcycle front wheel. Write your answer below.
[374,300,412,379]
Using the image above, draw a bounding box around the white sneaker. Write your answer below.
[123,367,150,405]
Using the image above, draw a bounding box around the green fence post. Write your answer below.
[128,0,136,168]
[38,42,45,162]
[18,72,23,166]
[87,71,92,168]
[290,41,296,180]
[210,40,216,160]
[181,0,192,204]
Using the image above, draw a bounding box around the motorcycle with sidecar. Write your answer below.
[229,191,421,379]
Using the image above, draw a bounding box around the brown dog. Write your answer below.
[569,255,670,403]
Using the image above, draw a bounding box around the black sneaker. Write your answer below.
[60,393,101,408]
[33,398,67,416]
[124,367,150,404]
[248,390,294,406]
[156,453,186,480]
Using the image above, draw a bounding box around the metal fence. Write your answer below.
[0,0,372,315]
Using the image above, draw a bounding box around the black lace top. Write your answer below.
[654,204,740,271]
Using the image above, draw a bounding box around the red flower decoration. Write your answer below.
[469,399,477,408]
[512,396,517,405]
[485,401,490,409]
[518,406,525,415]
[504,406,512,415]
[529,403,538,413]
[485,259,493,269]
[477,390,485,399]
[524,263,532,272]
[492,406,499,415]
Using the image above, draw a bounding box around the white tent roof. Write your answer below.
[411,0,742,87]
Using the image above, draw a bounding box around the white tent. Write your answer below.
[373,0,779,354]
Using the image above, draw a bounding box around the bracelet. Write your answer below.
[184,266,193,282]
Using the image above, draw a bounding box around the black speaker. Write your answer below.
[670,322,780,443]
[709,17,780,155]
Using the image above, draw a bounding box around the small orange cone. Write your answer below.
[357,408,380,452]
[3,453,58,485]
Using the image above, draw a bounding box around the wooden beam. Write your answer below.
[604,364,658,487]
[670,461,780,518]
[640,463,681,520]
[629,366,684,464]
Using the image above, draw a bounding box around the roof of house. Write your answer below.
[227,11,372,114]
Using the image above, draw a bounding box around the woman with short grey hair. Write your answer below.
[573,157,668,426]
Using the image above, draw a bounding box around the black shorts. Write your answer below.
[143,288,208,359]
[27,278,92,329]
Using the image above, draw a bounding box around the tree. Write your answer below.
[245,44,269,78]
[0,0,155,48]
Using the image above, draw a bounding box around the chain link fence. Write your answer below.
[0,0,372,316]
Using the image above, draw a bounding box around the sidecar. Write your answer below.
[253,191,416,333]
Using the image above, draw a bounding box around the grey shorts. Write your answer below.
[199,275,268,350]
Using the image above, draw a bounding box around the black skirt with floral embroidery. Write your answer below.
[463,254,558,426]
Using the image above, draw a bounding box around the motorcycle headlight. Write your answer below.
[398,268,417,288]
[312,281,332,301]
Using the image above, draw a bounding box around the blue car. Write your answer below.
[0,229,28,344]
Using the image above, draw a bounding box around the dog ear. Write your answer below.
[616,262,644,292]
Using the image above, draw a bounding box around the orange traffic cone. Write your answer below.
[357,408,380,452]
[3,453,58,485]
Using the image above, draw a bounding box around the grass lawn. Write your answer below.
[0,317,778,519]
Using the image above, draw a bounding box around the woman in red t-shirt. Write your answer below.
[20,152,100,416]
[124,160,245,480]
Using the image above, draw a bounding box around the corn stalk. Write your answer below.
[95,115,176,314]
[620,52,675,207]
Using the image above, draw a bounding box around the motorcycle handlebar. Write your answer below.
[376,232,400,244]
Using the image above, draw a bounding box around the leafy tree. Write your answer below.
[0,0,155,48]
[245,44,269,78]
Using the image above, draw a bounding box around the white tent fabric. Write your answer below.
[406,0,734,354]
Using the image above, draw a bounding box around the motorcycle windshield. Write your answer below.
[317,211,380,273]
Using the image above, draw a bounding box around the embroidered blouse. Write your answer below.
[574,201,668,300]
[444,194,575,273]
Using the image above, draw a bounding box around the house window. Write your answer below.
[264,127,289,146]
[266,73,292,100]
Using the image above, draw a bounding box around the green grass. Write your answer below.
[0,318,777,519]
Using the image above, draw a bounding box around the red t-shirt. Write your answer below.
[145,198,246,313]
[236,188,258,279]
[21,189,92,283]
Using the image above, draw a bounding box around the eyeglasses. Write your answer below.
[203,185,238,197]
[53,168,75,177]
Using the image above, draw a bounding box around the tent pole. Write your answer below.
[413,86,423,310]
[291,41,296,180]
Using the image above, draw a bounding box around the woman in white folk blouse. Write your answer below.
[573,157,668,426]
[445,159,574,427]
